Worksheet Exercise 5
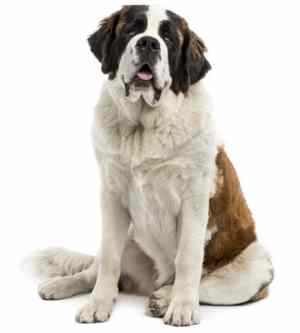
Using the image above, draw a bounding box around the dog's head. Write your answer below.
[88,5,211,106]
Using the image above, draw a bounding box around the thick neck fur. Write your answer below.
[93,80,216,170]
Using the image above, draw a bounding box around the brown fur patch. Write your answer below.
[99,12,117,33]
[99,7,129,35]
[190,32,207,60]
[178,17,189,34]
[116,6,130,34]
[204,148,257,272]
[177,18,207,59]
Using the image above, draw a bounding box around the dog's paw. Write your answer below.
[146,285,172,318]
[38,276,74,300]
[76,298,113,323]
[163,298,200,326]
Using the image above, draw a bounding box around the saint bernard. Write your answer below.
[32,5,274,326]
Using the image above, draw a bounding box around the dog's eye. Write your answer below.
[124,26,138,37]
[125,18,144,37]
[163,35,172,44]
[127,30,136,37]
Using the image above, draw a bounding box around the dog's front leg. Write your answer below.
[76,190,130,323]
[164,187,210,326]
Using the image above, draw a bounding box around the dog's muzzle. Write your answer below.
[123,37,162,101]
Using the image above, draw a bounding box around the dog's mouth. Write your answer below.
[124,64,162,102]
[133,64,154,87]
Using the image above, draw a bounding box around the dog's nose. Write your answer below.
[136,36,160,53]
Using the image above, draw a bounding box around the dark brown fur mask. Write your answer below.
[88,6,211,95]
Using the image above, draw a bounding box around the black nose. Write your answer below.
[136,36,160,52]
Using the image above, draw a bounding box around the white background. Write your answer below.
[0,0,299,331]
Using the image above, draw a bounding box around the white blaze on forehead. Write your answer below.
[145,5,168,36]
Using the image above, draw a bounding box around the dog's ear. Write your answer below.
[173,28,211,94]
[185,30,211,85]
[88,10,122,77]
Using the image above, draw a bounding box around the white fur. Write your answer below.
[26,79,219,325]
[85,78,218,325]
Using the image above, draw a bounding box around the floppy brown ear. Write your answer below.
[88,10,122,78]
[186,31,211,84]
[173,29,211,94]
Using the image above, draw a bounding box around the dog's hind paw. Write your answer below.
[146,285,172,318]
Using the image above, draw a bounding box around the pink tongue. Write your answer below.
[137,71,153,81]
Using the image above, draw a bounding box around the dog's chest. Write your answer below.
[126,160,186,257]
[97,117,213,236]
[94,88,217,253]
[128,161,183,226]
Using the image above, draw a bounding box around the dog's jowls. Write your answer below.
[28,5,273,326]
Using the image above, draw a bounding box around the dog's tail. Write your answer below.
[22,247,95,280]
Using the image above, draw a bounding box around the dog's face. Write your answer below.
[88,5,211,106]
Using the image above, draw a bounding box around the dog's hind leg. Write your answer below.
[198,241,273,305]
[146,241,273,317]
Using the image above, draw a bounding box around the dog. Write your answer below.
[32,5,273,326]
